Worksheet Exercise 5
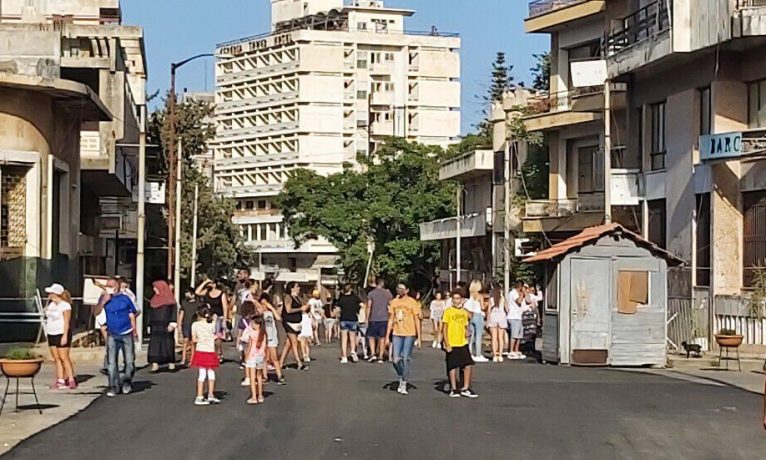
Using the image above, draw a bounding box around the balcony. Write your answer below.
[370,120,394,136]
[438,150,494,181]
[606,0,671,77]
[733,0,766,38]
[80,130,134,197]
[524,90,600,132]
[419,213,487,242]
[525,0,605,33]
[370,91,394,106]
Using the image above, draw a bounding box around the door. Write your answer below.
[570,258,611,365]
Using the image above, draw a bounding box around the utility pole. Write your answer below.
[456,185,462,284]
[173,140,182,303]
[190,183,199,289]
[136,106,146,343]
[604,80,613,224]
[504,141,512,291]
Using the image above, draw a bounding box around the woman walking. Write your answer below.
[465,280,488,362]
[44,283,76,389]
[148,280,178,372]
[257,293,286,385]
[429,291,446,349]
[195,278,230,362]
[280,282,308,371]
[487,283,508,362]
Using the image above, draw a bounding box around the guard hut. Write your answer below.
[523,224,683,367]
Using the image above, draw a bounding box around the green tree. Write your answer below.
[276,138,455,290]
[445,133,491,159]
[530,52,551,92]
[147,95,248,284]
[475,51,515,137]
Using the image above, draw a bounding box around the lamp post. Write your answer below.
[166,53,214,281]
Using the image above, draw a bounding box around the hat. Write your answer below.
[45,283,65,295]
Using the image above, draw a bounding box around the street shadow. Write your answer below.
[382,381,418,392]
[17,403,59,411]
[128,380,156,394]
[433,379,451,395]
[75,374,95,385]
[212,390,229,400]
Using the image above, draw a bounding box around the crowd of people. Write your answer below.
[42,268,544,405]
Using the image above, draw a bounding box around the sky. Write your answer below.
[123,0,548,135]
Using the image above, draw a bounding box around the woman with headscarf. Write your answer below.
[148,280,178,372]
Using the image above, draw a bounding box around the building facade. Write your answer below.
[214,0,461,282]
[522,0,766,350]
[0,0,146,339]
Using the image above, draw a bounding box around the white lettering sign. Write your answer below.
[700,132,743,161]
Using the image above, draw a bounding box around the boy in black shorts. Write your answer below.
[442,289,478,398]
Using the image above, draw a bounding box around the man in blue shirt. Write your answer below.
[104,277,138,397]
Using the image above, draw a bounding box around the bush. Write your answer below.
[718,328,737,336]
[4,347,39,360]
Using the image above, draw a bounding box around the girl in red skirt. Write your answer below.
[191,306,221,405]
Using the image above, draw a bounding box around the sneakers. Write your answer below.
[473,355,489,363]
[340,357,349,364]
[106,390,117,398]
[397,381,409,395]
[431,341,438,349]
[241,378,251,386]
[460,388,479,398]
[492,356,499,363]
[298,364,309,371]
[277,377,287,385]
[68,378,78,390]
[207,395,221,404]
[367,355,378,363]
[350,352,359,363]
[303,356,311,363]
[377,358,385,364]
[121,383,132,395]
[55,380,68,390]
[449,389,462,398]
[517,353,527,360]
[194,396,209,406]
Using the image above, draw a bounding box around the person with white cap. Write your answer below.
[44,283,77,390]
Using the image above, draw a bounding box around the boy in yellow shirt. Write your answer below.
[442,288,478,398]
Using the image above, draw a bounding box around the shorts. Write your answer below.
[509,319,523,339]
[214,317,226,340]
[267,335,279,348]
[340,320,359,332]
[430,310,443,322]
[446,345,474,371]
[323,318,337,329]
[284,322,302,335]
[245,356,265,370]
[488,309,507,329]
[367,321,388,338]
[47,332,72,348]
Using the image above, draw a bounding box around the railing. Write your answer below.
[527,84,618,115]
[528,0,589,18]
[217,28,457,48]
[606,0,670,55]
[738,0,766,7]
[524,199,577,218]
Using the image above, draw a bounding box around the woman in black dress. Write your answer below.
[148,280,178,371]
[279,282,308,371]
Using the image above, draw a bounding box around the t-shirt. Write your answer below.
[192,321,216,352]
[442,306,470,348]
[180,299,201,332]
[337,294,362,322]
[263,310,278,342]
[241,327,267,360]
[45,300,71,335]
[388,296,421,337]
[463,298,483,316]
[507,289,529,320]
[368,287,393,322]
[104,293,138,335]
[309,298,324,320]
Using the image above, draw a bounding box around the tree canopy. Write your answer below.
[276,138,455,290]
[530,52,551,92]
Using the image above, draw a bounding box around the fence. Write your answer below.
[667,296,708,351]
[714,295,766,345]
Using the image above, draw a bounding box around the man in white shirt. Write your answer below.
[506,281,529,359]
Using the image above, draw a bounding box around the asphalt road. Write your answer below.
[6,342,766,460]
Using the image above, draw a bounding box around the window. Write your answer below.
[245,200,254,210]
[699,87,711,136]
[695,194,711,287]
[647,199,666,250]
[356,59,367,69]
[385,52,395,62]
[357,22,367,31]
[650,102,666,170]
[235,201,242,210]
[577,146,603,193]
[493,151,504,185]
[744,191,766,287]
[357,89,367,99]
[748,78,766,128]
[257,200,267,209]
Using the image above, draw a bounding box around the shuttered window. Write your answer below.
[743,191,766,287]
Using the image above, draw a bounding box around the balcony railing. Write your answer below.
[528,0,589,18]
[524,199,577,218]
[738,0,766,7]
[606,0,670,56]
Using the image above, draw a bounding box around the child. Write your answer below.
[241,314,267,405]
[299,304,314,363]
[256,295,286,385]
[442,289,478,399]
[238,301,256,386]
[190,306,221,405]
[309,290,324,346]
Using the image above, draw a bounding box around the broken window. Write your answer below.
[617,271,649,314]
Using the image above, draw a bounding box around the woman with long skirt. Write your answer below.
[148,280,178,372]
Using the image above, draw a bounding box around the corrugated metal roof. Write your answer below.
[522,223,684,265]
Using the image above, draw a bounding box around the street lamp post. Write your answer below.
[166,53,214,281]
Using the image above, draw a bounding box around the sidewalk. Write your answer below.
[0,346,148,456]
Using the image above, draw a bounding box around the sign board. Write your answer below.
[700,132,743,162]
[570,60,607,88]
[218,33,294,57]
[83,275,110,305]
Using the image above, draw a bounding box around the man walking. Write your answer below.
[366,277,393,363]
[385,283,421,395]
[103,277,138,397]
[442,288,478,398]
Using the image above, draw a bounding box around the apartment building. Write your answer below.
[523,0,766,349]
[0,0,146,339]
[213,0,461,281]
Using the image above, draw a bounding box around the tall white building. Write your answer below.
[214,0,461,281]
